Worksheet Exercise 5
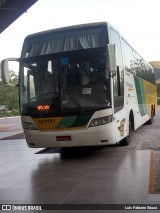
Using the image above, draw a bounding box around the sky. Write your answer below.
[0,0,160,68]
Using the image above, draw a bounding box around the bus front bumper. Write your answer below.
[24,122,116,148]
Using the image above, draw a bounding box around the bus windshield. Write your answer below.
[19,49,111,117]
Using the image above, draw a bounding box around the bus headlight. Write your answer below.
[22,122,38,130]
[89,116,112,127]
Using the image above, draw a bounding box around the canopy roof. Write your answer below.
[0,0,38,34]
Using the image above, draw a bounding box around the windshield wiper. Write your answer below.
[66,88,84,112]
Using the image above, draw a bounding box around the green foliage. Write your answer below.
[149,61,160,69]
[0,70,19,117]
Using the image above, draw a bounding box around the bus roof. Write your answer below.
[25,22,109,40]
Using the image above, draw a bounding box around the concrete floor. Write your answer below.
[1,138,160,213]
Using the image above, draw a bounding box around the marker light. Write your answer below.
[89,116,112,127]
[37,105,50,111]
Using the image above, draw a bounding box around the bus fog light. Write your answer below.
[22,122,38,130]
[89,116,112,127]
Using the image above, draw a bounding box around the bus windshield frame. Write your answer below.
[19,48,111,117]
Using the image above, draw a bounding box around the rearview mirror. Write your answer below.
[1,59,9,84]
[1,58,19,84]
[107,44,117,77]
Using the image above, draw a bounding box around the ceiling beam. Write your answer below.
[0,0,38,33]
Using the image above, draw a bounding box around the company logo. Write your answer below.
[1,205,42,211]
[2,205,11,210]
[118,118,126,136]
[126,82,133,88]
[39,119,55,124]
[146,85,153,94]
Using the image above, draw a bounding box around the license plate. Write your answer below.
[56,136,72,141]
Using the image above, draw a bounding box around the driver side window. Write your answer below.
[110,28,124,112]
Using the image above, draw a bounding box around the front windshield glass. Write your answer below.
[19,48,111,117]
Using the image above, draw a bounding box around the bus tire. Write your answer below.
[146,108,154,125]
[120,117,133,146]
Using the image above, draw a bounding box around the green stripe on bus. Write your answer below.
[72,114,93,127]
[58,114,93,128]
[60,116,76,127]
[134,76,148,116]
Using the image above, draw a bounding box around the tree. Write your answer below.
[0,70,19,117]
[9,70,18,85]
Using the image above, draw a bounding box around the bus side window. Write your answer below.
[110,28,124,112]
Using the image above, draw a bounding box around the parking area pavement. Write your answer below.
[0,138,160,210]
[0,116,23,140]
[1,116,160,212]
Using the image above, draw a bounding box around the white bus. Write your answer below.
[1,22,157,148]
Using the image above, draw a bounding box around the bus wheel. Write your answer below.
[146,108,154,125]
[120,118,132,146]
